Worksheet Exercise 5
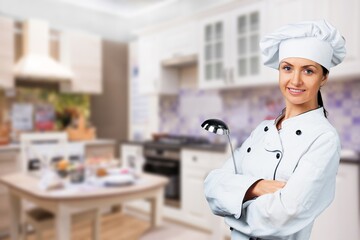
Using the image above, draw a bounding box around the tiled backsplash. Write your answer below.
[159,79,360,151]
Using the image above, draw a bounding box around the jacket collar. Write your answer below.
[274,107,325,129]
[265,107,325,152]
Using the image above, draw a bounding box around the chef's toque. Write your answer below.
[260,19,346,71]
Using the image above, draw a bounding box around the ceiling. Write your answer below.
[0,0,235,41]
[54,0,182,18]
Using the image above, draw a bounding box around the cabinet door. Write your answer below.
[160,21,200,60]
[325,0,360,78]
[230,3,265,86]
[181,149,226,229]
[311,163,360,240]
[138,35,160,94]
[199,14,229,89]
[60,31,102,94]
[0,16,15,89]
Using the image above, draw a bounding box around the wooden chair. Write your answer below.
[19,132,100,240]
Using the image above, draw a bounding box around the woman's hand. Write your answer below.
[244,179,286,202]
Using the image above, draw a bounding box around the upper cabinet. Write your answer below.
[138,35,180,95]
[160,21,199,61]
[0,16,14,89]
[199,1,272,90]
[137,0,359,92]
[263,0,360,80]
[324,0,360,79]
[60,31,103,94]
[137,22,199,95]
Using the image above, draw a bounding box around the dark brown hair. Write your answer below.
[318,66,329,118]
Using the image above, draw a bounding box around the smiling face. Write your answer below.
[279,57,328,113]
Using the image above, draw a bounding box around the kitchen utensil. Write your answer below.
[201,119,238,174]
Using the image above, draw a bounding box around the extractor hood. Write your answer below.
[14,19,73,81]
[161,54,197,68]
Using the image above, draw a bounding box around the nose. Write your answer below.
[290,70,303,86]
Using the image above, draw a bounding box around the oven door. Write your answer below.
[143,158,180,199]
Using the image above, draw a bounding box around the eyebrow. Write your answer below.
[280,61,318,69]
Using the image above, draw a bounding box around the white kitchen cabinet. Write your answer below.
[138,34,179,95]
[0,16,14,89]
[324,0,360,79]
[263,0,360,80]
[60,31,103,94]
[311,162,360,240]
[199,0,272,89]
[181,148,227,230]
[160,21,200,61]
[198,12,228,89]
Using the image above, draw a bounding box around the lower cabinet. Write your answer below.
[0,149,20,234]
[181,149,227,230]
[311,162,360,240]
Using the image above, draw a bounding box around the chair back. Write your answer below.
[19,132,69,173]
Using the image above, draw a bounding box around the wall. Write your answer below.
[159,77,360,151]
[90,40,128,157]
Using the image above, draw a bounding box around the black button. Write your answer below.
[276,153,281,159]
[264,126,269,132]
[296,130,302,135]
[230,227,233,231]
[247,147,251,153]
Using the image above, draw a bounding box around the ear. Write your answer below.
[320,74,329,87]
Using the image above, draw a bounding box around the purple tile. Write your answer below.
[352,117,360,125]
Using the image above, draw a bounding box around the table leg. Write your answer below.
[92,209,101,240]
[150,188,164,228]
[8,192,21,240]
[55,205,71,240]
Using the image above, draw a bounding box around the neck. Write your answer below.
[283,100,319,120]
[283,106,319,120]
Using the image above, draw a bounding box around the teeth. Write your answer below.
[289,88,305,93]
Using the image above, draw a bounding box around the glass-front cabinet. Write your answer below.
[199,1,275,89]
[199,14,228,89]
[233,11,261,82]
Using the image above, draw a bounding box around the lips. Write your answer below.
[287,87,305,94]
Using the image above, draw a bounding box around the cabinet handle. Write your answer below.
[192,156,197,162]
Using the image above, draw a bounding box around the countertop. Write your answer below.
[123,140,359,163]
[0,139,116,152]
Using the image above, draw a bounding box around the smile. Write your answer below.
[288,88,305,94]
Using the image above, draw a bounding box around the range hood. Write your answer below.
[14,19,73,81]
[161,54,197,68]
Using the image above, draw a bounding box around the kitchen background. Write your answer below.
[0,0,359,239]
[157,79,360,150]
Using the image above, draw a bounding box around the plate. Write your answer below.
[101,174,135,187]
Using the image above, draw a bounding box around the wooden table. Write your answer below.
[0,173,168,240]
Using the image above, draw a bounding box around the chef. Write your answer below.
[204,19,346,240]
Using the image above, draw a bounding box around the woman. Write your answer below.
[204,20,346,240]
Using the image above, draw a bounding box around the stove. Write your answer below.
[143,135,210,204]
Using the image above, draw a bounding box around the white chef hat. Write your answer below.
[260,19,346,71]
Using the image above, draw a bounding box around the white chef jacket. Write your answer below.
[204,107,341,240]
